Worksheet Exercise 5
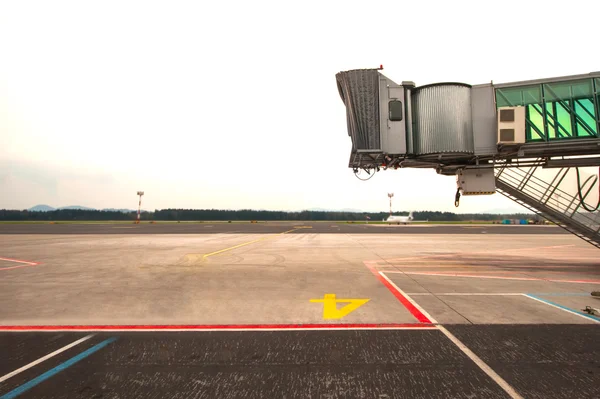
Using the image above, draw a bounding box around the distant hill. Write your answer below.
[28,204,56,212]
[29,205,96,212]
[27,205,142,213]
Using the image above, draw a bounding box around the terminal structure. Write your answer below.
[336,68,600,248]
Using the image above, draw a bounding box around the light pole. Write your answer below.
[388,193,394,216]
[136,191,144,224]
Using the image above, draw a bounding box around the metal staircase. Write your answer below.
[495,165,600,249]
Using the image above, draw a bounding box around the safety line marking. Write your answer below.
[0,265,35,272]
[0,323,435,332]
[379,264,592,269]
[406,292,591,296]
[405,293,524,296]
[363,261,430,323]
[377,272,435,324]
[0,257,39,266]
[0,257,40,271]
[0,335,93,384]
[377,271,523,399]
[522,294,600,323]
[0,337,116,399]
[202,228,297,259]
[384,271,600,284]
[436,324,523,399]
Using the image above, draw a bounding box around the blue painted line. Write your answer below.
[0,337,117,399]
[525,294,600,322]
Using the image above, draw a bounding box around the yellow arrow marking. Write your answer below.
[310,294,370,319]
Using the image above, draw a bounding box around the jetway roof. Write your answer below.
[487,71,600,89]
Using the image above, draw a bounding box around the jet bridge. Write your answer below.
[336,68,600,248]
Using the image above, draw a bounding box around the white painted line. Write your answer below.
[522,294,600,324]
[0,334,94,383]
[436,325,523,399]
[384,273,523,399]
[389,264,598,269]
[385,272,538,280]
[385,271,600,285]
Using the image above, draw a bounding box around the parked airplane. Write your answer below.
[385,211,414,225]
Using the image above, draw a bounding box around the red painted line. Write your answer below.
[0,323,435,331]
[0,264,33,271]
[0,256,40,266]
[373,273,432,323]
[364,261,431,324]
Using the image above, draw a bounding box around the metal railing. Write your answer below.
[495,165,600,248]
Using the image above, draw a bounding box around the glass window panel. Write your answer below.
[574,99,597,135]
[571,80,594,99]
[526,104,544,141]
[388,100,403,121]
[496,86,541,107]
[545,103,557,139]
[556,101,573,137]
[500,78,599,141]
[577,122,595,137]
[522,86,542,105]
[547,122,557,139]
[544,79,593,101]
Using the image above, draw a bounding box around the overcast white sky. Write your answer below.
[1,0,598,213]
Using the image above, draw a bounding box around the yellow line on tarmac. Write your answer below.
[202,229,297,259]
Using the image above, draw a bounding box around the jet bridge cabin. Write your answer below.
[336,68,600,249]
[336,68,600,173]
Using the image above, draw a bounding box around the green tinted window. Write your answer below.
[496,86,541,107]
[497,78,598,142]
[544,79,594,101]
[546,101,573,139]
[574,99,597,136]
[526,105,545,141]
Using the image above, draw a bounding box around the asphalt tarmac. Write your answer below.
[0,221,568,235]
[1,225,598,398]
[3,326,599,398]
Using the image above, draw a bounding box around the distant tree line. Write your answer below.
[0,209,535,222]
[0,209,136,221]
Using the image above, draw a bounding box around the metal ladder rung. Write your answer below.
[496,175,600,249]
